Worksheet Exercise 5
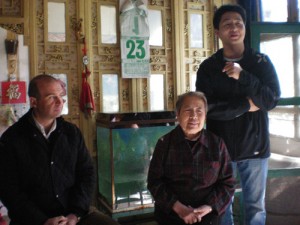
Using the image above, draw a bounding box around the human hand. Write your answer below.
[248,98,260,112]
[43,216,68,225]
[66,213,79,225]
[222,62,243,80]
[193,205,213,222]
[172,201,199,224]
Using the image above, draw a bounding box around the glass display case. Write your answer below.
[96,111,176,219]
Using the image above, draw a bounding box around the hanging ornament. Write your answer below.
[79,37,95,116]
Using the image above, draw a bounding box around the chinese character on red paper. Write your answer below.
[1,81,26,104]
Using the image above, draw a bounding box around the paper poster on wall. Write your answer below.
[120,0,150,78]
[1,81,26,104]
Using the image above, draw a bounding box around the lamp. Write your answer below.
[5,39,18,55]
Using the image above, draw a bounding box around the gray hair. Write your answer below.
[175,91,208,114]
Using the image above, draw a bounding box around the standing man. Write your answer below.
[196,4,281,225]
[147,91,235,225]
[0,74,120,225]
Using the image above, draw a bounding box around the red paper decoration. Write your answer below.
[1,81,26,104]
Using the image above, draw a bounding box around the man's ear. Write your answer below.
[30,97,37,108]
[215,29,219,37]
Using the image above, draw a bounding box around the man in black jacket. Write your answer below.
[0,75,119,225]
[196,4,281,225]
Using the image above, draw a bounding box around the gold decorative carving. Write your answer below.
[206,24,212,37]
[7,54,18,76]
[91,16,97,30]
[166,19,172,32]
[184,24,188,36]
[150,56,161,63]
[0,0,22,17]
[195,58,201,64]
[152,49,160,55]
[53,46,63,53]
[188,2,205,10]
[36,12,44,28]
[192,0,207,3]
[106,55,114,62]
[48,54,63,62]
[143,87,147,100]
[105,47,112,54]
[168,85,174,100]
[71,86,79,101]
[194,50,200,57]
[94,91,100,98]
[71,18,84,41]
[153,65,161,71]
[0,24,23,34]
[150,0,158,5]
[122,89,129,101]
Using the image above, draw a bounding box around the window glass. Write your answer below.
[269,109,295,138]
[50,74,68,115]
[190,73,196,91]
[48,2,66,42]
[260,34,294,98]
[150,74,164,111]
[189,13,203,48]
[261,0,288,22]
[149,10,163,46]
[259,33,300,168]
[102,74,119,112]
[254,1,300,169]
[268,106,300,169]
[100,5,117,44]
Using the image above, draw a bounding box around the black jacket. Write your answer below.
[196,48,281,161]
[0,109,95,225]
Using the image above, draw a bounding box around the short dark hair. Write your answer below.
[213,4,246,29]
[175,91,208,115]
[28,74,58,98]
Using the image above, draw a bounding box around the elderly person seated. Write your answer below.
[147,91,235,225]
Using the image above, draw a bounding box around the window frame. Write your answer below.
[251,22,300,105]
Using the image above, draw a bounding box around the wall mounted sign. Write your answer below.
[120,0,150,78]
[1,81,26,104]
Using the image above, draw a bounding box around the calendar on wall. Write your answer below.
[120,0,150,78]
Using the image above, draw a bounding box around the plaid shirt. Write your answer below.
[147,125,235,216]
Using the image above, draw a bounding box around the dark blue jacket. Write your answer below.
[196,48,281,161]
[0,109,95,225]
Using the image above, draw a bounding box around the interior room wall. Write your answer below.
[0,27,8,79]
[0,27,30,134]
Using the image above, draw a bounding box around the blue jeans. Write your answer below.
[221,158,268,225]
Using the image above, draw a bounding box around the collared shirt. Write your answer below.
[147,125,235,217]
[32,113,57,139]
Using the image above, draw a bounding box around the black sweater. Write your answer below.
[196,48,281,161]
